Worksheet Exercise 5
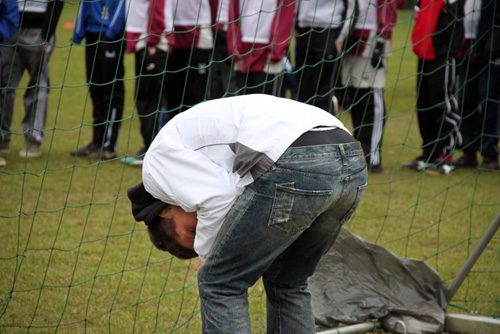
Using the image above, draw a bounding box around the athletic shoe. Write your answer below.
[88,149,117,160]
[453,154,478,169]
[70,142,100,157]
[0,142,10,153]
[402,157,430,171]
[0,157,6,166]
[122,148,145,167]
[122,155,144,166]
[369,164,383,173]
[19,142,42,158]
[425,160,454,176]
[480,156,499,170]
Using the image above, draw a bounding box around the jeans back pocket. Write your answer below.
[268,182,334,234]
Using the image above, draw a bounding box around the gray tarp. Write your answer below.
[310,228,449,334]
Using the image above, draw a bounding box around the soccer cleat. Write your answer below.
[0,157,6,166]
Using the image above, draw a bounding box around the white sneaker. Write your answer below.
[0,157,6,166]
[20,142,42,158]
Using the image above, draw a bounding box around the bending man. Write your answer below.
[127,94,367,333]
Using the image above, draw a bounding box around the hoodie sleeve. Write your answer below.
[72,2,87,44]
[43,0,64,40]
[376,0,398,41]
[146,0,166,47]
[105,0,126,40]
[268,0,296,61]
[142,116,242,262]
[0,0,19,43]
[337,0,356,43]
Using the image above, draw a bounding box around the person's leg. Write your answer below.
[85,34,107,147]
[417,58,459,162]
[416,59,438,161]
[237,71,283,96]
[296,28,340,113]
[478,62,500,160]
[457,62,482,154]
[209,31,234,98]
[0,31,24,148]
[135,48,166,150]
[295,29,320,106]
[84,36,124,155]
[183,48,210,108]
[165,48,205,118]
[198,140,367,334]
[21,29,53,146]
[349,87,385,170]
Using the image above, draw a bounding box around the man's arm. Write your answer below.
[43,0,64,41]
[0,0,19,43]
[143,129,242,262]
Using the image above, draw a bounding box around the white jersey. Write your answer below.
[238,0,280,44]
[18,0,48,12]
[297,0,356,42]
[124,0,174,33]
[124,0,149,33]
[172,0,211,26]
[143,95,348,261]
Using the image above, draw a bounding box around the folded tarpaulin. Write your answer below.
[309,228,449,334]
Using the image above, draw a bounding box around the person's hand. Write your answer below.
[144,47,157,71]
[264,58,285,74]
[196,258,204,270]
[371,39,385,69]
[147,46,157,56]
[235,61,246,73]
[335,40,343,55]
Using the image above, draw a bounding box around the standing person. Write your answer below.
[295,0,357,113]
[120,0,173,167]
[0,0,64,158]
[453,0,500,170]
[403,0,464,175]
[127,94,368,334]
[209,0,235,98]
[163,0,212,122]
[0,0,19,166]
[340,0,399,173]
[70,0,126,160]
[227,0,296,96]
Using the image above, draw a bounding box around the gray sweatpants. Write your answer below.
[0,28,54,145]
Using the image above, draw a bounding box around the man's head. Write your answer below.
[127,182,198,259]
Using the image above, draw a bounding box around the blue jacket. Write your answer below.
[0,0,19,43]
[72,0,126,44]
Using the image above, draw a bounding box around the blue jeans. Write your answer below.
[198,142,367,334]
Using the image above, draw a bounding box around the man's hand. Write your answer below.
[371,39,385,69]
[196,258,204,270]
[335,40,343,55]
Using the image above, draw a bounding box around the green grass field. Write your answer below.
[0,6,499,333]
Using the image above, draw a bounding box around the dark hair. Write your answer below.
[147,216,198,260]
